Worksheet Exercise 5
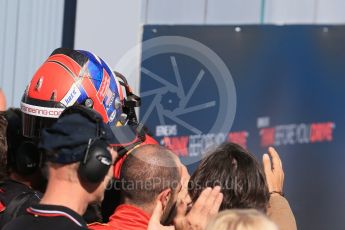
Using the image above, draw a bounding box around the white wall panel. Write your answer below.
[316,0,345,24]
[206,0,261,24]
[75,0,144,95]
[0,0,8,90]
[146,0,206,24]
[0,0,64,107]
[1,0,19,107]
[143,0,345,25]
[264,0,316,24]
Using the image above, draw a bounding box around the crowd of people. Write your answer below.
[0,48,296,230]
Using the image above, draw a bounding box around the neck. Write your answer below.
[40,179,89,216]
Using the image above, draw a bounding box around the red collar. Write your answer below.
[0,201,5,212]
[0,188,4,212]
[108,204,151,230]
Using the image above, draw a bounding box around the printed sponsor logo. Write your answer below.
[156,125,177,137]
[97,70,111,102]
[61,84,81,106]
[259,122,335,147]
[21,102,64,118]
[109,110,117,122]
[161,131,249,157]
[157,118,336,157]
[105,90,115,109]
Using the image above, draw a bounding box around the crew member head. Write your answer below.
[39,105,118,203]
[206,209,278,230]
[189,142,270,212]
[120,144,181,222]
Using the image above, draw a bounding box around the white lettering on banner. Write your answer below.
[296,123,310,144]
[275,123,311,146]
[162,131,248,157]
[61,84,81,106]
[188,133,226,157]
[156,125,177,137]
[188,135,202,157]
[260,121,335,147]
[257,117,270,128]
[21,102,64,118]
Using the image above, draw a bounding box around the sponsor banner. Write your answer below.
[140,25,345,229]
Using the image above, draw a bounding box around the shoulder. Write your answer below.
[3,214,35,230]
[4,214,88,230]
[267,194,297,230]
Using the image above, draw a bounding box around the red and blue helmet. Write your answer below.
[21,48,126,140]
[21,48,159,178]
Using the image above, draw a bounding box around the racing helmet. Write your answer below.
[21,48,138,141]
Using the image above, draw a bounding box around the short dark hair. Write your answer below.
[189,142,269,212]
[120,144,180,206]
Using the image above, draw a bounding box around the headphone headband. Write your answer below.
[61,105,105,138]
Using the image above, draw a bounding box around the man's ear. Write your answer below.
[157,188,172,209]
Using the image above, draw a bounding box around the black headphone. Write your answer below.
[114,71,141,125]
[13,141,39,175]
[59,105,113,184]
[5,108,39,175]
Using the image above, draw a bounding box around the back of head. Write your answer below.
[39,105,114,184]
[189,142,269,212]
[206,209,278,230]
[120,144,180,206]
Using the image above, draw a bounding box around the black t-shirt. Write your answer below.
[0,180,42,228]
[3,204,88,230]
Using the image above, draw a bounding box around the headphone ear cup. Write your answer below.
[15,142,39,175]
[79,139,112,183]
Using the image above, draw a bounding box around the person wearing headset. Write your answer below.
[3,105,118,230]
[18,48,158,222]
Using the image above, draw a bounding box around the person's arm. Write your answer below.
[0,89,7,180]
[0,89,6,111]
[267,193,296,230]
[263,147,297,230]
